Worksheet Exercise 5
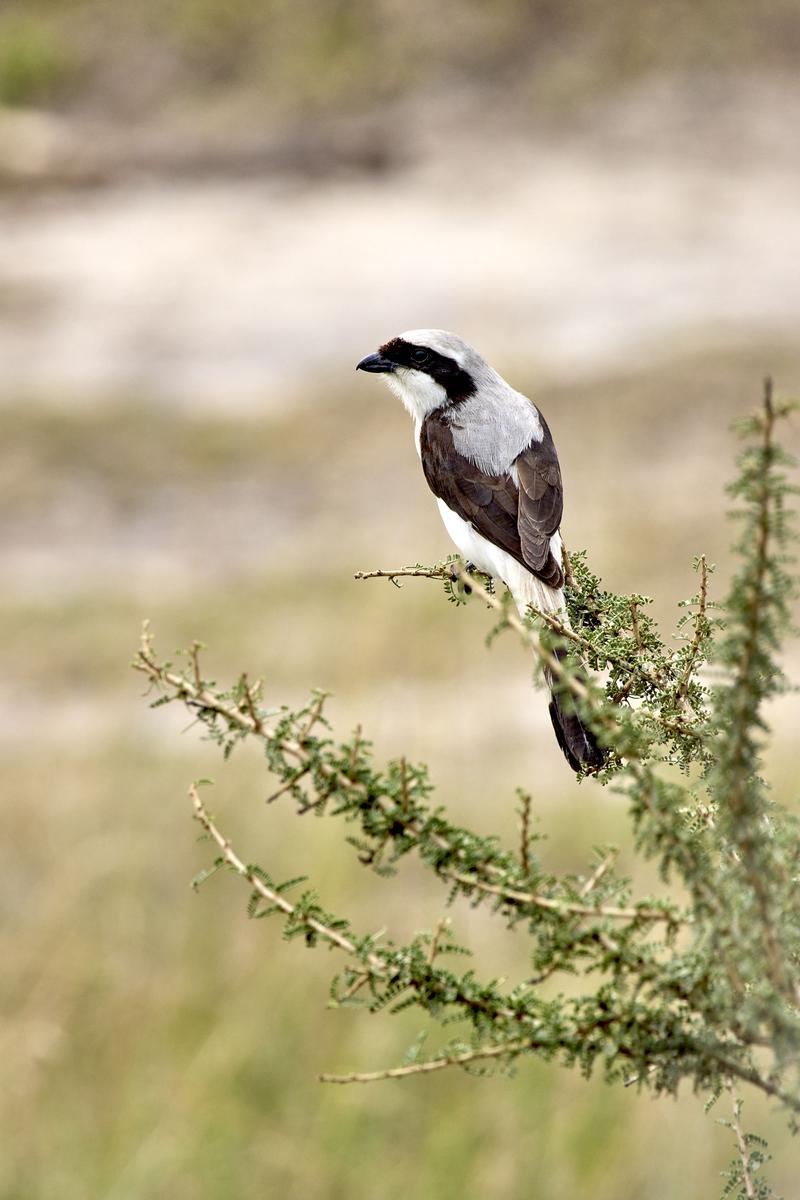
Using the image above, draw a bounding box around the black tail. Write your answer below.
[546,648,606,773]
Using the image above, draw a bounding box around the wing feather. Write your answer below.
[419,414,564,588]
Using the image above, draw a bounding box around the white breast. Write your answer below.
[436,500,566,618]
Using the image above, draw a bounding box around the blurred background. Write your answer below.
[2,2,799,1197]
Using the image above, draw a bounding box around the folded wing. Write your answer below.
[419,413,564,588]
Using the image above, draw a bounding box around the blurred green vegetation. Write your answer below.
[2,345,798,1197]
[0,19,72,108]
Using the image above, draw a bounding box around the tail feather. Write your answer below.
[506,562,606,773]
[548,695,605,773]
[546,647,606,773]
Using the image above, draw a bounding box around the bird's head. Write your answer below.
[356,329,494,422]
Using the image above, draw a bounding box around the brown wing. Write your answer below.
[419,413,564,588]
[516,422,563,585]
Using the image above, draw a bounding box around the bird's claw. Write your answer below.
[449,560,477,594]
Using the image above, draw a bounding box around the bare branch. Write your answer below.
[354,565,453,583]
[319,1039,532,1084]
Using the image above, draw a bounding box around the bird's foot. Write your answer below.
[461,561,479,594]
[449,560,479,594]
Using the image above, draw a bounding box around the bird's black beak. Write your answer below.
[356,351,396,374]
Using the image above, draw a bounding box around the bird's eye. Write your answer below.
[411,348,431,365]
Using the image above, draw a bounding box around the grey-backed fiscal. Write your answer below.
[357,329,605,773]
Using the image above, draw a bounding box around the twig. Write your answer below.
[629,599,642,654]
[190,641,204,693]
[354,566,451,583]
[456,569,603,708]
[298,691,328,741]
[238,673,264,734]
[438,863,681,923]
[320,1039,791,1100]
[722,382,794,1002]
[348,725,362,777]
[190,783,383,966]
[180,761,789,1110]
[675,555,709,707]
[579,850,618,899]
[319,1039,533,1084]
[427,918,449,966]
[764,373,773,419]
[455,569,702,745]
[398,757,410,811]
[265,765,311,805]
[338,971,371,1002]
[530,605,697,735]
[526,851,623,987]
[561,542,577,590]
[518,793,532,877]
[726,1081,757,1200]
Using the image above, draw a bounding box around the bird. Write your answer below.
[356,328,605,773]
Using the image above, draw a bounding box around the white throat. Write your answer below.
[384,368,448,425]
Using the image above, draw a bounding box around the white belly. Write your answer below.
[436,499,565,618]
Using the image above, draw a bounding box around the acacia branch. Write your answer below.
[458,569,706,746]
[726,1081,757,1200]
[319,1040,533,1084]
[189,781,708,1089]
[438,864,680,923]
[354,566,456,583]
[190,783,520,1025]
[134,630,684,927]
[720,383,795,1002]
[674,555,709,706]
[518,792,532,877]
[190,783,383,967]
[356,563,702,742]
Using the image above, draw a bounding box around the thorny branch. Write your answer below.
[675,555,709,707]
[134,628,682,926]
[319,1041,533,1084]
[190,782,380,965]
[726,1082,757,1200]
[355,563,703,742]
[190,784,519,1025]
[518,792,532,877]
[189,789,790,1106]
[137,391,800,1197]
[135,607,798,1112]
